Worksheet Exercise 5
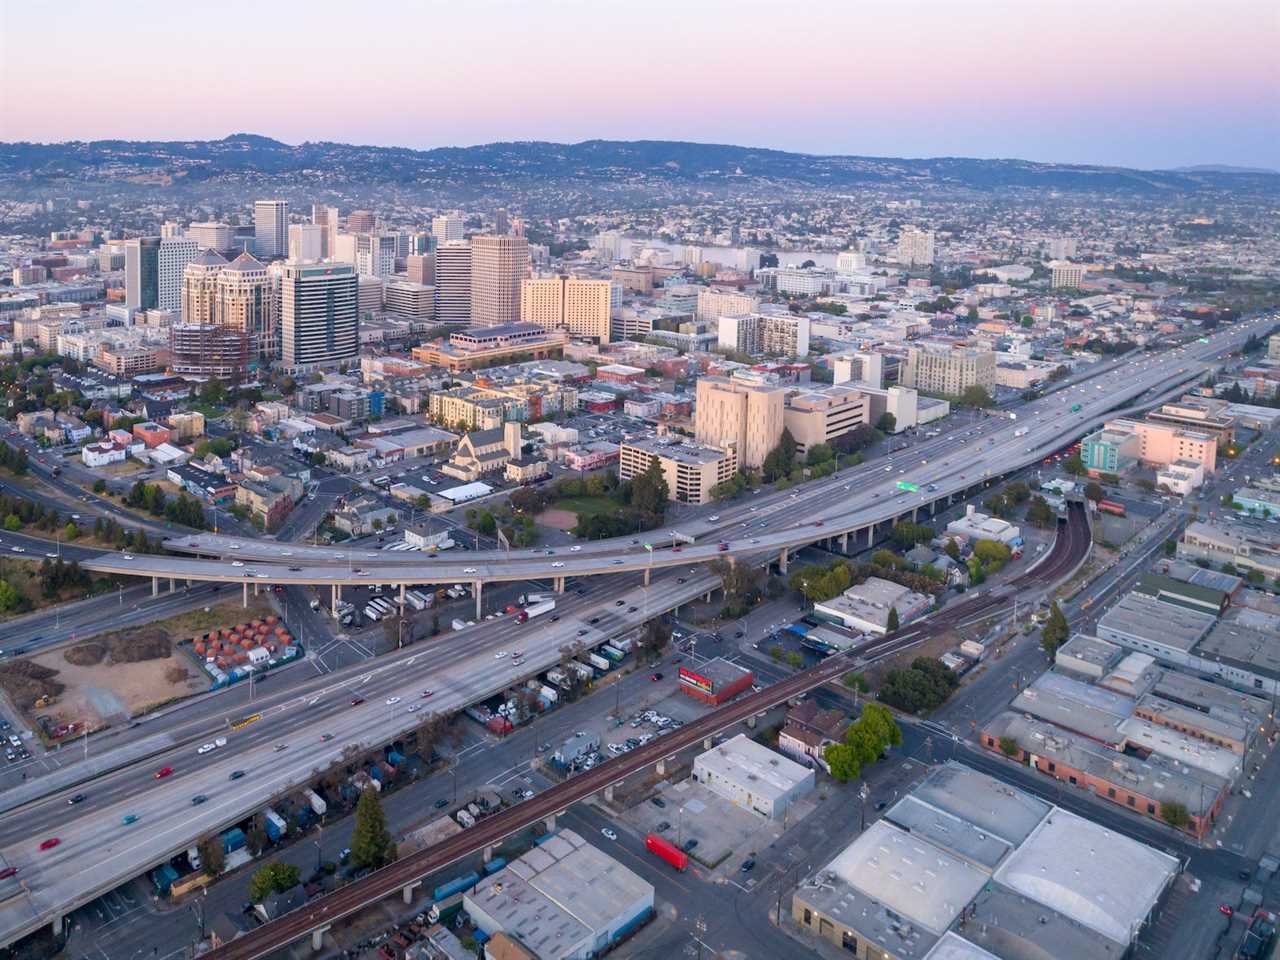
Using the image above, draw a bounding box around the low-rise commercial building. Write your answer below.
[1179,519,1280,583]
[677,658,753,706]
[946,505,1022,546]
[813,577,932,634]
[691,734,815,820]
[465,829,653,960]
[782,384,868,456]
[412,323,568,372]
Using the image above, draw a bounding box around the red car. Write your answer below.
[154,766,173,779]
[39,838,60,851]
[421,690,434,699]
[1219,905,1234,917]
[350,697,365,706]
[0,867,17,879]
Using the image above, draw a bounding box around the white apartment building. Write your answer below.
[1051,261,1087,289]
[520,275,611,341]
[253,200,289,259]
[835,250,866,272]
[188,222,233,252]
[718,310,810,357]
[157,237,199,314]
[431,214,464,243]
[696,287,759,324]
[896,226,935,266]
[334,233,397,279]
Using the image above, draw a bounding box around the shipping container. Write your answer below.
[483,858,507,875]
[601,645,625,663]
[363,604,383,623]
[645,833,688,871]
[221,827,246,854]
[546,668,570,689]
[1097,500,1126,516]
[303,789,327,817]
[433,871,480,902]
[263,808,288,843]
[588,653,611,672]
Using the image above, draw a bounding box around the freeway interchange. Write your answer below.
[0,316,1266,950]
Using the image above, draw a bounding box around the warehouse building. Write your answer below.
[677,658,753,705]
[464,830,653,960]
[691,733,815,820]
[792,763,1179,959]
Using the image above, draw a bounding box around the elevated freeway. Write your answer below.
[206,503,1090,960]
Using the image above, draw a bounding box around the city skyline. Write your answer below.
[1,0,1276,170]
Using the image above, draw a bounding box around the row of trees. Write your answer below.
[879,657,959,714]
[0,443,28,475]
[824,703,902,783]
[92,516,159,553]
[37,557,91,599]
[124,480,208,529]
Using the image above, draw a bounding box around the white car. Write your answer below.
[601,828,618,841]
[122,554,134,561]
[494,651,508,659]
[407,704,420,713]
[551,561,565,568]
[386,696,401,705]
[197,743,216,755]
[463,567,477,574]
[231,560,244,567]
[214,737,227,748]
[569,545,582,552]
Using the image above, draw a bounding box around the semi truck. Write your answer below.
[601,644,625,663]
[363,604,383,623]
[514,599,556,624]
[546,668,569,688]
[405,590,430,611]
[303,788,327,817]
[588,653,611,672]
[1097,500,1127,517]
[645,833,688,871]
[519,592,554,606]
[263,808,288,843]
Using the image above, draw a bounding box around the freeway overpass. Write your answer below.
[75,318,1256,618]
[206,503,1090,960]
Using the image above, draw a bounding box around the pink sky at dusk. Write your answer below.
[2,0,1277,169]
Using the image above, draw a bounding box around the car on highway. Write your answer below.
[421,690,434,698]
[154,766,173,779]
[350,697,365,706]
[273,743,288,752]
[191,795,207,805]
[407,704,420,713]
[122,814,139,826]
[385,696,401,705]
[1220,905,1234,917]
[67,793,86,805]
[320,733,335,742]
[615,599,625,606]
[197,742,217,755]
[229,770,245,780]
[39,838,60,851]
[570,545,582,552]
[552,561,564,568]
[231,560,244,567]
[463,567,477,574]
[0,867,16,880]
[9,546,22,553]
[434,798,449,809]
[494,651,508,659]
[600,828,618,841]
[612,559,623,565]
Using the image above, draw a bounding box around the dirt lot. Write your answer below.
[536,508,579,531]
[0,596,277,736]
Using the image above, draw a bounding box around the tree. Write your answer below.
[886,607,900,632]
[629,458,669,517]
[890,521,934,549]
[786,651,804,669]
[805,443,833,467]
[878,657,959,713]
[350,788,395,870]
[823,742,861,783]
[973,539,1011,569]
[998,736,1019,757]
[1062,453,1086,476]
[958,385,993,409]
[2,514,20,532]
[198,837,225,877]
[1160,801,1192,829]
[1026,496,1055,529]
[1084,482,1104,503]
[63,521,79,541]
[876,412,897,434]
[1040,601,1069,655]
[0,579,20,613]
[637,619,671,664]
[247,861,300,903]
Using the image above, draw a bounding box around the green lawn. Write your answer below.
[548,495,617,521]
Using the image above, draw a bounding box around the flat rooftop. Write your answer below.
[1151,668,1271,724]
[923,933,1000,960]
[622,436,728,465]
[694,733,812,798]
[1158,559,1243,596]
[1012,672,1134,745]
[1117,716,1243,780]
[884,795,1015,872]
[906,762,1050,849]
[1136,693,1250,747]
[813,820,988,937]
[957,884,1128,960]
[1056,634,1123,674]
[993,808,1179,946]
[1196,607,1280,683]
[1096,592,1217,653]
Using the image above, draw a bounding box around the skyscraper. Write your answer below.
[406,253,434,286]
[280,262,358,370]
[218,252,279,361]
[470,234,529,326]
[520,275,611,342]
[311,204,339,259]
[433,240,471,323]
[188,222,233,253]
[288,224,324,261]
[432,214,464,244]
[253,200,289,259]
[157,237,199,314]
[181,248,228,324]
[345,210,377,234]
[493,208,510,235]
[124,237,161,311]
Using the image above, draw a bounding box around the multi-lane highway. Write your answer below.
[0,317,1262,950]
[205,503,1091,960]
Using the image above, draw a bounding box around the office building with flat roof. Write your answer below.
[253,199,289,258]
[471,234,529,326]
[433,240,471,323]
[691,734,815,819]
[783,384,868,456]
[280,261,358,371]
[717,310,811,357]
[900,344,996,396]
[617,437,736,505]
[521,275,611,342]
[693,374,785,469]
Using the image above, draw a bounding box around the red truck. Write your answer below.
[645,833,688,871]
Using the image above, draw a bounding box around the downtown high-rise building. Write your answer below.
[334,233,396,278]
[432,214,464,244]
[470,234,529,326]
[218,252,279,361]
[433,240,472,323]
[520,275,611,342]
[311,204,340,259]
[253,200,289,259]
[181,248,228,324]
[174,248,256,379]
[406,253,434,286]
[124,237,161,311]
[157,238,200,314]
[288,224,324,262]
[345,210,377,234]
[280,261,358,370]
[188,222,234,253]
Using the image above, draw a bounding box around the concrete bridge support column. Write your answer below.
[399,583,406,613]
[839,532,849,553]
[778,548,789,575]
[474,580,483,620]
[604,784,615,803]
[402,880,421,904]
[242,581,248,607]
[483,845,494,863]
[331,584,339,619]
[643,568,651,587]
[554,576,565,593]
[152,576,159,597]
[704,591,712,603]
[311,926,330,952]
[51,915,62,936]
[168,577,175,594]
[253,581,260,597]
[544,812,557,833]
[656,758,667,776]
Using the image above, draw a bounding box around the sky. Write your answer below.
[2,0,1277,170]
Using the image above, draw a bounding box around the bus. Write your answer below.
[371,476,392,489]
[363,604,384,622]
